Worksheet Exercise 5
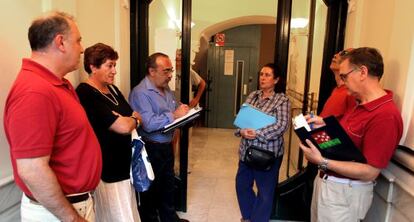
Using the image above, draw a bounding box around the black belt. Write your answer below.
[319,171,353,180]
[26,192,90,204]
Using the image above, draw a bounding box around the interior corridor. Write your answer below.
[177,127,297,222]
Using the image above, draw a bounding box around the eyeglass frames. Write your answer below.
[339,68,357,81]
[161,68,174,75]
[339,50,348,56]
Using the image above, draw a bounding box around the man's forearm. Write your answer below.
[325,159,380,181]
[17,157,83,222]
[189,80,206,107]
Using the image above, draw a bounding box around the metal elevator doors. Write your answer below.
[206,46,257,128]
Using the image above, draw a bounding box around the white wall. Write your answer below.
[0,0,130,181]
[0,0,41,180]
[77,0,131,95]
[345,0,414,149]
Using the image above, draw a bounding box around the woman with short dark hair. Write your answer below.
[76,43,141,222]
[235,63,291,222]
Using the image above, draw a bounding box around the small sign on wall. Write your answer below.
[215,33,225,46]
[224,49,234,75]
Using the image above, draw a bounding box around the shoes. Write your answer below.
[179,219,189,222]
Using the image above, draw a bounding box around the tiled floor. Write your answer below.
[177,127,301,222]
[177,128,240,222]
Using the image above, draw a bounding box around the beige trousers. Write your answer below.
[311,175,374,222]
[21,193,95,222]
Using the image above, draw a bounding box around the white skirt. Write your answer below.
[94,179,141,222]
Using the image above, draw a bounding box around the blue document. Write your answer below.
[233,104,277,130]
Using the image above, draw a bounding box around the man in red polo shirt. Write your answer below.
[319,48,356,119]
[299,47,403,222]
[3,11,102,221]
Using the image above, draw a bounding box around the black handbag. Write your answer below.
[243,146,276,171]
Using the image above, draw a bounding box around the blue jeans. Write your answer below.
[236,156,283,222]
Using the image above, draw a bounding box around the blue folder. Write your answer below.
[233,104,277,130]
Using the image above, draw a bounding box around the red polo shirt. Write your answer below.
[4,59,102,196]
[320,85,356,120]
[340,90,403,168]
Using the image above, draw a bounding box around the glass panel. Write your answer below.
[284,0,328,180]
[309,0,328,112]
[235,60,245,115]
[149,0,183,175]
[285,0,311,178]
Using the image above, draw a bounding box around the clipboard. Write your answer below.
[233,104,277,130]
[161,107,202,133]
[293,115,367,163]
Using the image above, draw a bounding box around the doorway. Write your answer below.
[206,24,267,128]
[130,0,349,219]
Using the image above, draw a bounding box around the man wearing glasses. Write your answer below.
[320,48,355,119]
[129,52,190,222]
[300,47,403,222]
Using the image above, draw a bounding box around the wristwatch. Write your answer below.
[131,116,140,127]
[318,158,329,171]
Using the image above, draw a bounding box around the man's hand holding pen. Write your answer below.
[173,103,190,119]
[304,113,325,129]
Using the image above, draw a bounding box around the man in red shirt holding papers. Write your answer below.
[300,47,403,222]
[3,11,101,222]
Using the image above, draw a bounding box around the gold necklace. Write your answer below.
[99,89,119,106]
[88,81,119,106]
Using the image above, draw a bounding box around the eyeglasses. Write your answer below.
[339,50,348,56]
[161,68,174,75]
[339,69,356,81]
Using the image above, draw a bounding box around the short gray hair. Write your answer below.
[28,11,75,51]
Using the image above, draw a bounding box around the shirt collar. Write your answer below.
[359,90,394,111]
[144,76,163,95]
[337,84,346,89]
[143,76,171,95]
[22,58,71,87]
[258,89,276,100]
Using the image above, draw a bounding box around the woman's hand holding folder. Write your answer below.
[240,129,256,140]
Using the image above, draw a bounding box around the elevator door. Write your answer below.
[207,46,257,128]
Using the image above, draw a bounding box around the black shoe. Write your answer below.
[178,218,189,222]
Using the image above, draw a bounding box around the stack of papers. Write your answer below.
[162,107,202,133]
[292,114,311,131]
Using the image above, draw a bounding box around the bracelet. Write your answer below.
[130,116,140,127]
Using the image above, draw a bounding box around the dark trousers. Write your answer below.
[138,141,176,222]
[235,156,283,222]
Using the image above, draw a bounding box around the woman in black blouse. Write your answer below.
[76,43,141,222]
[235,63,291,222]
